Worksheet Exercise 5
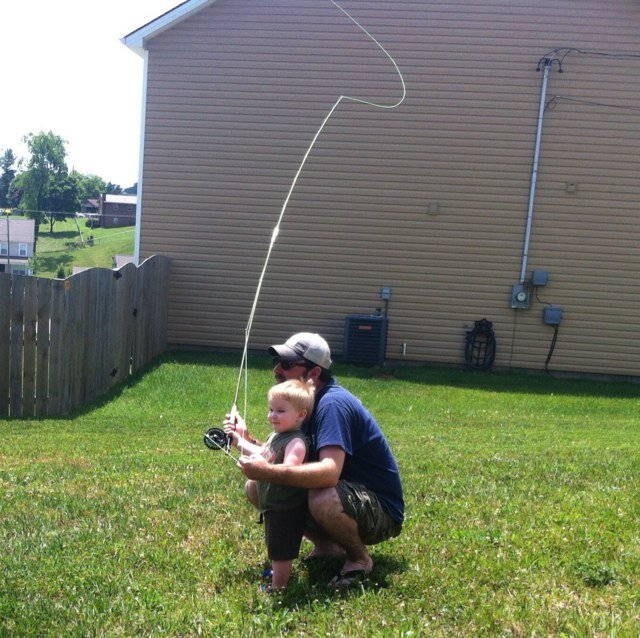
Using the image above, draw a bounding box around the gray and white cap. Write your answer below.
[268,332,333,370]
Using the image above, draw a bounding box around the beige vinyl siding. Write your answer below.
[137,0,640,377]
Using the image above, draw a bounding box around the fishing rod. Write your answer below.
[203,0,406,451]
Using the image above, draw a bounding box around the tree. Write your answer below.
[73,171,106,203]
[7,172,27,209]
[123,182,138,195]
[0,149,17,207]
[105,182,123,195]
[18,131,69,224]
[42,173,81,232]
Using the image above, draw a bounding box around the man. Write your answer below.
[228,332,404,587]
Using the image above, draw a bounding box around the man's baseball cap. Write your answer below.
[268,332,333,370]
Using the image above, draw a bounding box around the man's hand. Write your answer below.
[237,453,271,480]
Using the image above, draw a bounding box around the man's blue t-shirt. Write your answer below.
[303,379,404,525]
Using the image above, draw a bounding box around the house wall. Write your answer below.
[137,0,640,377]
[101,203,136,228]
[1,220,35,275]
[0,241,33,259]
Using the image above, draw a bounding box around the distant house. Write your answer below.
[0,218,35,276]
[80,198,100,216]
[99,194,137,228]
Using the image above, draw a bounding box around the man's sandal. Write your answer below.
[328,568,371,589]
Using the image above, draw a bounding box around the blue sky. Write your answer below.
[1,0,180,187]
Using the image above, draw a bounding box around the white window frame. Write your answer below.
[0,242,7,256]
[18,242,28,257]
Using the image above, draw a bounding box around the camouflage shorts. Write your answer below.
[336,480,402,545]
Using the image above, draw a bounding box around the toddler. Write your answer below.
[226,379,314,591]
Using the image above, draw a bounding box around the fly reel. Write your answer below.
[203,427,231,451]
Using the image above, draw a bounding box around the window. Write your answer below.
[0,242,7,256]
[19,243,28,257]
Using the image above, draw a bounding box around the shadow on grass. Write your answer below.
[151,350,640,396]
[37,229,79,240]
[289,552,407,606]
[337,360,640,400]
[7,347,636,424]
[159,349,639,398]
[236,551,408,607]
[5,355,169,423]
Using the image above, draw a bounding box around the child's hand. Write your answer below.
[224,428,241,448]
[223,410,249,439]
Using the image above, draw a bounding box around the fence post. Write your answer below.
[0,273,10,416]
[22,276,38,416]
[9,276,25,417]
[47,279,66,416]
[35,277,52,417]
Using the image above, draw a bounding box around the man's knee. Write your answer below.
[308,487,342,519]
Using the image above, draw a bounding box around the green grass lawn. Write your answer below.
[1,353,639,637]
[31,217,135,277]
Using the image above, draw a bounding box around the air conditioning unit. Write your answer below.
[343,314,388,365]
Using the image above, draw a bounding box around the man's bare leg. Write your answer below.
[308,487,373,574]
[245,479,259,508]
[303,525,346,560]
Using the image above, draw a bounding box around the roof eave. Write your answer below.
[121,0,219,56]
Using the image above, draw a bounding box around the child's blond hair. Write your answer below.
[268,379,315,415]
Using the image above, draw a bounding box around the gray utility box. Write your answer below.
[343,314,388,366]
[543,305,563,325]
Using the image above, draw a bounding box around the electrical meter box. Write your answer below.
[510,283,530,309]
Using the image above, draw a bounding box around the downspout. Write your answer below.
[133,49,149,267]
[520,58,552,283]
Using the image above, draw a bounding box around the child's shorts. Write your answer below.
[264,502,308,561]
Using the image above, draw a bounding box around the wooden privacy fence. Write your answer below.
[0,255,170,417]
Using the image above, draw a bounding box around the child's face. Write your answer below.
[268,398,307,433]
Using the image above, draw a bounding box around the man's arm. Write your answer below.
[238,445,345,489]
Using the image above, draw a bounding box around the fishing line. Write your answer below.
[230,0,407,420]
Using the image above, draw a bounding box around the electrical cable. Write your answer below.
[229,0,406,419]
[533,290,561,374]
[538,47,640,73]
[546,95,640,114]
[508,308,519,369]
[544,324,560,374]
